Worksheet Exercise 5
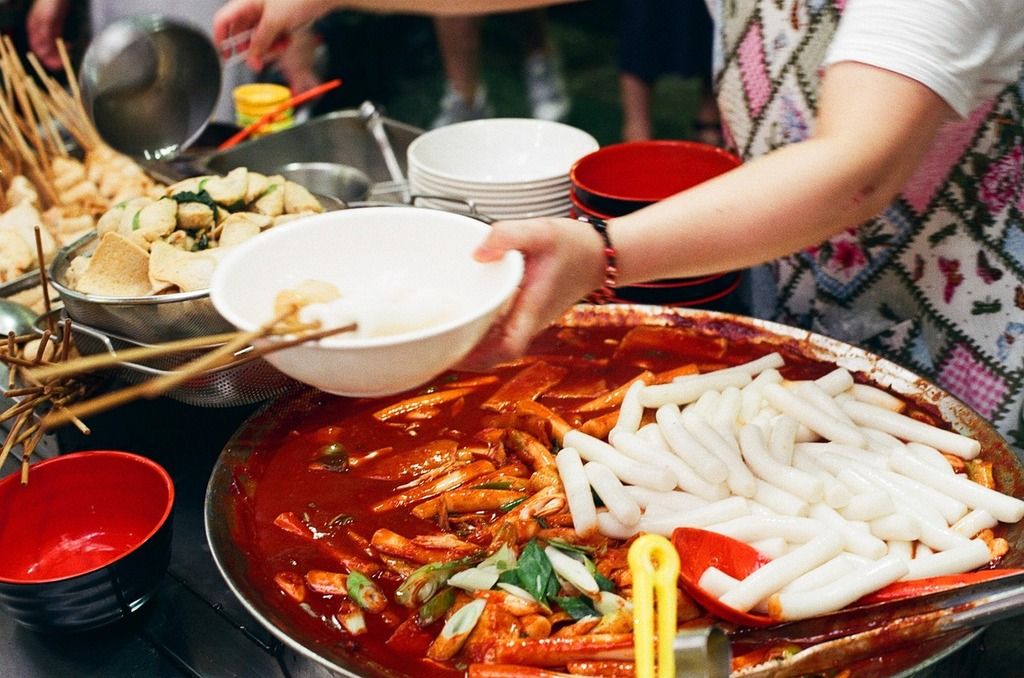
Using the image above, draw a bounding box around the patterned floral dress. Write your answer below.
[712,1,1024,445]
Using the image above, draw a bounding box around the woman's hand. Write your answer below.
[27,0,70,70]
[213,0,332,71]
[463,216,608,368]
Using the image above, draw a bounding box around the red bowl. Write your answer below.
[569,187,615,220]
[570,140,741,216]
[611,271,743,308]
[0,450,174,633]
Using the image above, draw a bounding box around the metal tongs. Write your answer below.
[358,101,410,203]
[730,570,1024,677]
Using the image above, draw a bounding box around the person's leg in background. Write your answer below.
[432,15,493,128]
[618,0,720,144]
[516,9,570,122]
[679,0,720,146]
[618,0,658,140]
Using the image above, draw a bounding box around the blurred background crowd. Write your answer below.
[0,0,720,147]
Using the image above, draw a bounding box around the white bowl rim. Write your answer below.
[210,207,524,350]
[406,118,598,186]
[410,186,572,212]
[408,161,575,189]
[409,173,571,205]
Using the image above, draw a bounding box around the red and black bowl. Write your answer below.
[611,271,744,308]
[570,140,741,217]
[0,450,174,633]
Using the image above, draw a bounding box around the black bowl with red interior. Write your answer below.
[0,450,174,633]
[570,140,744,309]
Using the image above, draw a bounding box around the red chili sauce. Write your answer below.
[224,324,947,677]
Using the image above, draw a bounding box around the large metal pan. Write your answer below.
[205,304,1024,677]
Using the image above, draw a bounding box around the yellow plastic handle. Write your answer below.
[629,534,681,678]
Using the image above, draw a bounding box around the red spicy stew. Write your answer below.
[221,323,991,677]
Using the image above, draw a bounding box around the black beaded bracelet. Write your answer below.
[577,215,618,303]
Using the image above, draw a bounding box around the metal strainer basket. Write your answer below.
[46,312,298,408]
[49,231,237,344]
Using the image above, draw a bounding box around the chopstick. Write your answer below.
[29,331,246,381]
[217,79,342,151]
[38,319,357,430]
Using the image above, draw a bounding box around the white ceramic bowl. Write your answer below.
[415,197,571,220]
[409,171,571,205]
[409,167,572,195]
[210,207,524,397]
[407,118,598,185]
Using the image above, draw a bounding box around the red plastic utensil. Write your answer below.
[217,78,343,151]
[856,568,1024,605]
[672,527,780,627]
[673,527,1024,629]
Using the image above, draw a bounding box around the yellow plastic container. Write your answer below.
[232,83,294,137]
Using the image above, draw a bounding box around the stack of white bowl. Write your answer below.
[407,118,599,221]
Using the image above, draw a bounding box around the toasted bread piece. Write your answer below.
[148,240,222,292]
[76,232,153,297]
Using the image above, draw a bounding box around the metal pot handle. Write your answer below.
[409,194,493,224]
[64,317,170,378]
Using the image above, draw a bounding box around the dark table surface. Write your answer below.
[2,386,1022,678]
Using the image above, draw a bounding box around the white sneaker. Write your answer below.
[431,82,494,128]
[524,53,570,122]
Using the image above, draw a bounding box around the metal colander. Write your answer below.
[51,314,298,408]
[49,232,238,344]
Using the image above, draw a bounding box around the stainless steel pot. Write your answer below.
[205,304,1024,678]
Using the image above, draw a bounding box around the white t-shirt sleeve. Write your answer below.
[824,0,1024,118]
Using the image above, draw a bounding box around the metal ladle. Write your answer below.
[78,15,221,160]
[0,300,38,337]
[0,300,39,407]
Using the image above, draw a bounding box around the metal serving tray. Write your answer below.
[198,108,421,202]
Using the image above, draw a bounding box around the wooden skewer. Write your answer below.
[24,53,93,151]
[0,410,30,472]
[12,421,41,447]
[20,426,47,485]
[57,317,74,362]
[211,322,360,370]
[57,39,100,150]
[33,226,54,334]
[55,405,90,435]
[30,330,263,381]
[0,395,39,424]
[3,386,44,398]
[1,333,46,345]
[1,354,58,369]
[26,77,66,159]
[1,39,50,176]
[33,330,52,364]
[41,319,358,430]
[137,316,356,397]
[5,331,15,389]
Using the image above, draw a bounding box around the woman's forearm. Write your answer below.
[610,62,953,285]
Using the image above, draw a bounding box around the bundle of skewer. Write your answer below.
[33,315,357,430]
[0,37,100,212]
[0,227,94,483]
[2,259,356,481]
[0,316,94,483]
